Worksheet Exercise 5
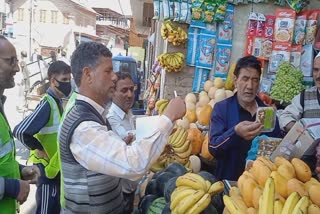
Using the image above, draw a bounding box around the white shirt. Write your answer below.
[70,94,173,181]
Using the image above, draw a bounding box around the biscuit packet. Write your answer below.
[305,10,320,45]
[274,9,296,43]
[293,12,307,45]
[256,107,277,133]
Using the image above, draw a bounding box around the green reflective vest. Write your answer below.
[0,110,20,213]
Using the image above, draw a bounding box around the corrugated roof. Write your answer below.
[88,0,132,17]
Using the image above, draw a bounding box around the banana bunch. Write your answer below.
[170,173,225,214]
[161,21,188,46]
[168,127,192,163]
[157,52,185,73]
[155,99,169,115]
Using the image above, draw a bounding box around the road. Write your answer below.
[4,85,37,214]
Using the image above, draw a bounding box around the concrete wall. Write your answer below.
[162,1,320,99]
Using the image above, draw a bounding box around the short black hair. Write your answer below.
[70,42,112,87]
[47,60,71,80]
[115,71,133,83]
[234,55,262,77]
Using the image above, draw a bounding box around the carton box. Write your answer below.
[271,118,320,160]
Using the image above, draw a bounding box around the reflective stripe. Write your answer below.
[0,140,13,158]
[38,125,60,134]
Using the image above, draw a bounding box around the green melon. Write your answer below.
[147,197,166,214]
[139,194,158,214]
[155,171,175,196]
[164,176,177,202]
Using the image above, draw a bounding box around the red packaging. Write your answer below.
[247,12,258,36]
[245,36,255,56]
[315,27,320,50]
[256,13,266,37]
[305,10,320,45]
[290,45,302,68]
[274,9,296,43]
[264,15,276,40]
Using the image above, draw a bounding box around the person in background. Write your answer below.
[13,61,72,214]
[0,35,39,213]
[59,42,185,213]
[107,71,137,213]
[209,56,281,181]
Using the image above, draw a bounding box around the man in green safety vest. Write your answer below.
[0,35,40,213]
[13,61,71,214]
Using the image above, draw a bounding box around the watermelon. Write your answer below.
[155,172,175,196]
[139,194,158,214]
[164,176,177,202]
[161,203,171,214]
[147,197,166,214]
[202,204,218,214]
[164,162,188,176]
[198,171,217,183]
[145,179,159,196]
[152,170,164,180]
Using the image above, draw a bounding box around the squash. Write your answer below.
[198,95,210,107]
[138,194,158,214]
[204,80,214,92]
[147,197,166,214]
[215,89,226,103]
[163,176,177,202]
[208,99,215,108]
[208,87,217,99]
[225,90,234,98]
[187,128,204,155]
[201,133,214,160]
[197,104,213,126]
[214,77,225,89]
[199,91,208,97]
[186,102,196,111]
[189,155,201,173]
[185,93,197,104]
[185,110,197,123]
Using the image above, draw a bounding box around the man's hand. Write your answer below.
[235,121,264,141]
[21,165,40,184]
[124,133,136,145]
[17,180,30,205]
[163,97,186,122]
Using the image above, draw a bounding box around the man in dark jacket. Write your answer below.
[209,56,282,181]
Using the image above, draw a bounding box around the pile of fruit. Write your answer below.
[223,156,320,213]
[270,62,305,104]
[161,21,188,46]
[157,52,185,73]
[137,162,225,214]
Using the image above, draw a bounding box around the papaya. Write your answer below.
[287,178,308,197]
[185,110,197,123]
[197,104,212,126]
[308,184,320,206]
[241,177,258,208]
[252,186,263,209]
[187,128,203,155]
[270,171,288,198]
[291,158,312,182]
[201,133,214,160]
[277,164,296,180]
[247,207,258,214]
[274,156,292,168]
[305,178,320,192]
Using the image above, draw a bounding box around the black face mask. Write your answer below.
[55,79,71,97]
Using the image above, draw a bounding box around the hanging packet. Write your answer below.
[195,30,216,69]
[274,9,296,43]
[286,0,308,13]
[203,1,216,24]
[191,0,204,21]
[163,0,175,20]
[214,0,228,22]
[174,0,182,22]
[186,27,200,66]
[247,12,258,37]
[153,0,161,20]
[315,26,320,50]
[268,43,291,74]
[217,4,234,44]
[245,35,255,56]
[264,15,276,40]
[261,39,273,59]
[293,12,307,45]
[180,0,192,23]
[256,13,266,37]
[192,67,210,93]
[300,44,314,76]
[213,43,232,78]
[305,10,320,45]
[290,44,302,68]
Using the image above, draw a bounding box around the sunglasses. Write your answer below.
[0,56,19,67]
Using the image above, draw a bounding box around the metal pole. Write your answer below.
[28,0,33,58]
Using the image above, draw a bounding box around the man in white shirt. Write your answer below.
[107,71,137,213]
[59,42,186,213]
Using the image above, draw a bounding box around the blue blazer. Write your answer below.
[208,95,281,181]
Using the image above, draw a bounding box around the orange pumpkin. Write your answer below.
[187,128,204,155]
[201,133,214,160]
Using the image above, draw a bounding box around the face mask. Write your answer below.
[55,79,71,97]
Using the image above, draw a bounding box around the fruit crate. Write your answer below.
[257,137,282,158]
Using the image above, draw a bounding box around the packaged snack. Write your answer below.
[186,27,200,66]
[300,44,314,76]
[195,31,216,69]
[315,27,320,50]
[262,39,273,59]
[256,13,266,37]
[163,0,176,20]
[245,35,255,56]
[268,43,291,74]
[274,9,296,43]
[190,19,206,28]
[203,1,216,23]
[253,37,264,58]
[305,10,320,45]
[217,4,234,44]
[286,0,308,13]
[256,107,277,132]
[290,44,302,68]
[260,78,273,94]
[213,43,232,78]
[192,67,210,92]
[293,12,307,45]
[153,0,161,20]
[264,15,276,40]
[180,0,192,23]
[214,0,228,22]
[174,0,182,22]
[191,0,204,21]
[247,12,258,37]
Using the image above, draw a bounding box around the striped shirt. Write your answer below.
[70,94,173,181]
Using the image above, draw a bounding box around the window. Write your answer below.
[142,3,153,27]
[63,13,69,24]
[51,10,58,23]
[40,10,47,23]
[18,8,24,21]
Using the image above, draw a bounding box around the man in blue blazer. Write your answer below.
[209,56,282,181]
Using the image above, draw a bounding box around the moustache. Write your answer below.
[316,77,320,81]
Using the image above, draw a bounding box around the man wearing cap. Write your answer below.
[279,52,320,178]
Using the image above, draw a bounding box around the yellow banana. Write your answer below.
[170,186,193,200]
[208,181,225,196]
[259,177,275,214]
[172,131,188,148]
[205,180,211,192]
[184,160,191,169]
[155,99,168,110]
[175,142,192,159]
[183,173,207,190]
[171,154,189,165]
[158,102,168,114]
[176,190,206,214]
[186,193,211,214]
[223,195,246,214]
[176,175,205,190]
[173,138,190,153]
[170,188,197,210]
[292,196,309,214]
[229,186,241,198]
[230,195,248,212]
[170,127,182,145]
[171,128,186,147]
[150,161,165,172]
[281,192,300,214]
[274,199,284,214]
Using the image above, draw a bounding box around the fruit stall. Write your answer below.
[137,0,320,213]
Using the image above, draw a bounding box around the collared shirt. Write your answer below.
[107,102,135,140]
[69,94,173,181]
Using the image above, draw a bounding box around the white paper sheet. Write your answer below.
[136,115,160,142]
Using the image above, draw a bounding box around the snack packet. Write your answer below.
[191,0,204,21]
[192,67,210,92]
[256,13,266,37]
[268,43,291,74]
[203,1,216,23]
[174,0,182,22]
[274,9,296,43]
[293,12,307,45]
[180,0,192,23]
[264,15,276,40]
[256,107,277,132]
[305,10,320,45]
[214,0,228,22]
[290,44,302,68]
[247,12,258,37]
